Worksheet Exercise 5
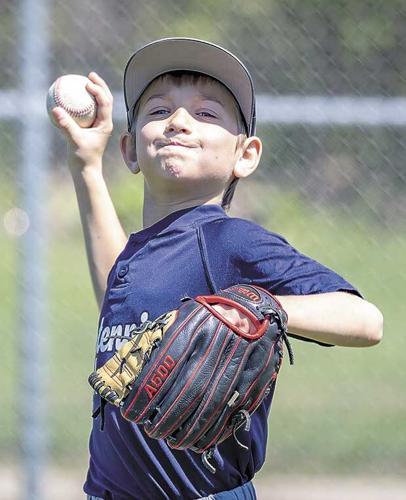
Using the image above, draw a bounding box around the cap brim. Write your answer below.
[124,37,256,135]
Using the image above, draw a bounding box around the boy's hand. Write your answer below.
[51,72,113,172]
[212,303,256,335]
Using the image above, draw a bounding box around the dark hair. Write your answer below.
[221,176,240,210]
[130,70,248,210]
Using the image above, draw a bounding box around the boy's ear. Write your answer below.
[120,131,140,174]
[233,136,262,179]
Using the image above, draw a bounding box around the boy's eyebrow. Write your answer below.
[144,93,167,104]
[143,93,225,108]
[198,95,225,108]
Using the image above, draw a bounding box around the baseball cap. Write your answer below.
[124,37,256,136]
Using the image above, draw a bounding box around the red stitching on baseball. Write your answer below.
[53,77,95,117]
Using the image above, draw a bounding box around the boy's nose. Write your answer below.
[165,107,193,134]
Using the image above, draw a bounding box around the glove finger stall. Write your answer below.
[192,332,284,452]
[121,301,212,422]
[145,318,237,440]
[166,332,254,450]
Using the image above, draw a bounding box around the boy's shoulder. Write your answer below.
[196,212,359,298]
[197,214,290,251]
[195,213,301,293]
[196,214,296,280]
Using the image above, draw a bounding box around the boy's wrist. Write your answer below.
[69,160,105,184]
[66,139,107,171]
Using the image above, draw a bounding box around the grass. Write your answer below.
[1,174,405,475]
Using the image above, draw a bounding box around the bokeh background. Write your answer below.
[1,0,405,499]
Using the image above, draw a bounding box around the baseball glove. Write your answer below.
[89,284,293,472]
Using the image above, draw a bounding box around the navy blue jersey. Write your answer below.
[84,204,359,499]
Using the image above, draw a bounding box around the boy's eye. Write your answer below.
[147,108,218,119]
[149,108,169,116]
[197,110,217,118]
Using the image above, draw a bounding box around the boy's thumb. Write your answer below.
[51,107,80,136]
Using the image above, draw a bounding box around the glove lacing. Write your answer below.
[232,409,251,451]
[259,305,294,365]
[200,409,252,474]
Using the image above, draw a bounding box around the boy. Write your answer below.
[52,38,383,500]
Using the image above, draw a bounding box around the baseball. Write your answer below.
[46,74,97,128]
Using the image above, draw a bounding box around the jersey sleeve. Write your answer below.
[197,217,362,347]
[197,217,362,297]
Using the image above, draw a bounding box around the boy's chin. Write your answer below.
[163,164,183,178]
[149,161,227,190]
[159,161,201,181]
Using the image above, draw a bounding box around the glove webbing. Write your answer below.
[91,315,170,431]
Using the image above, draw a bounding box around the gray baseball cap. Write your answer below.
[124,37,256,136]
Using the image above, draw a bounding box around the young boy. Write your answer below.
[53,38,383,500]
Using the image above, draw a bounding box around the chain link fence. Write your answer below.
[1,0,405,498]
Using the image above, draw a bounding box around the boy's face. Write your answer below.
[133,75,245,199]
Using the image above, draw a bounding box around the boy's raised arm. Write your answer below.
[52,72,127,308]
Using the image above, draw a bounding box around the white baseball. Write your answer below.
[46,74,97,128]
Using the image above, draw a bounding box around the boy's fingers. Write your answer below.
[212,303,255,335]
[88,72,114,100]
[86,80,112,107]
[86,81,113,129]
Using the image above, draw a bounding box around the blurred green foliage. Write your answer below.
[2,0,406,94]
[257,124,406,226]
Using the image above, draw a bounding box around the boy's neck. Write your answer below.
[142,190,223,228]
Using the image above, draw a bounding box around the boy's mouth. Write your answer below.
[156,139,197,149]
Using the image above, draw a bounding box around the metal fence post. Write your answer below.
[19,0,50,498]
